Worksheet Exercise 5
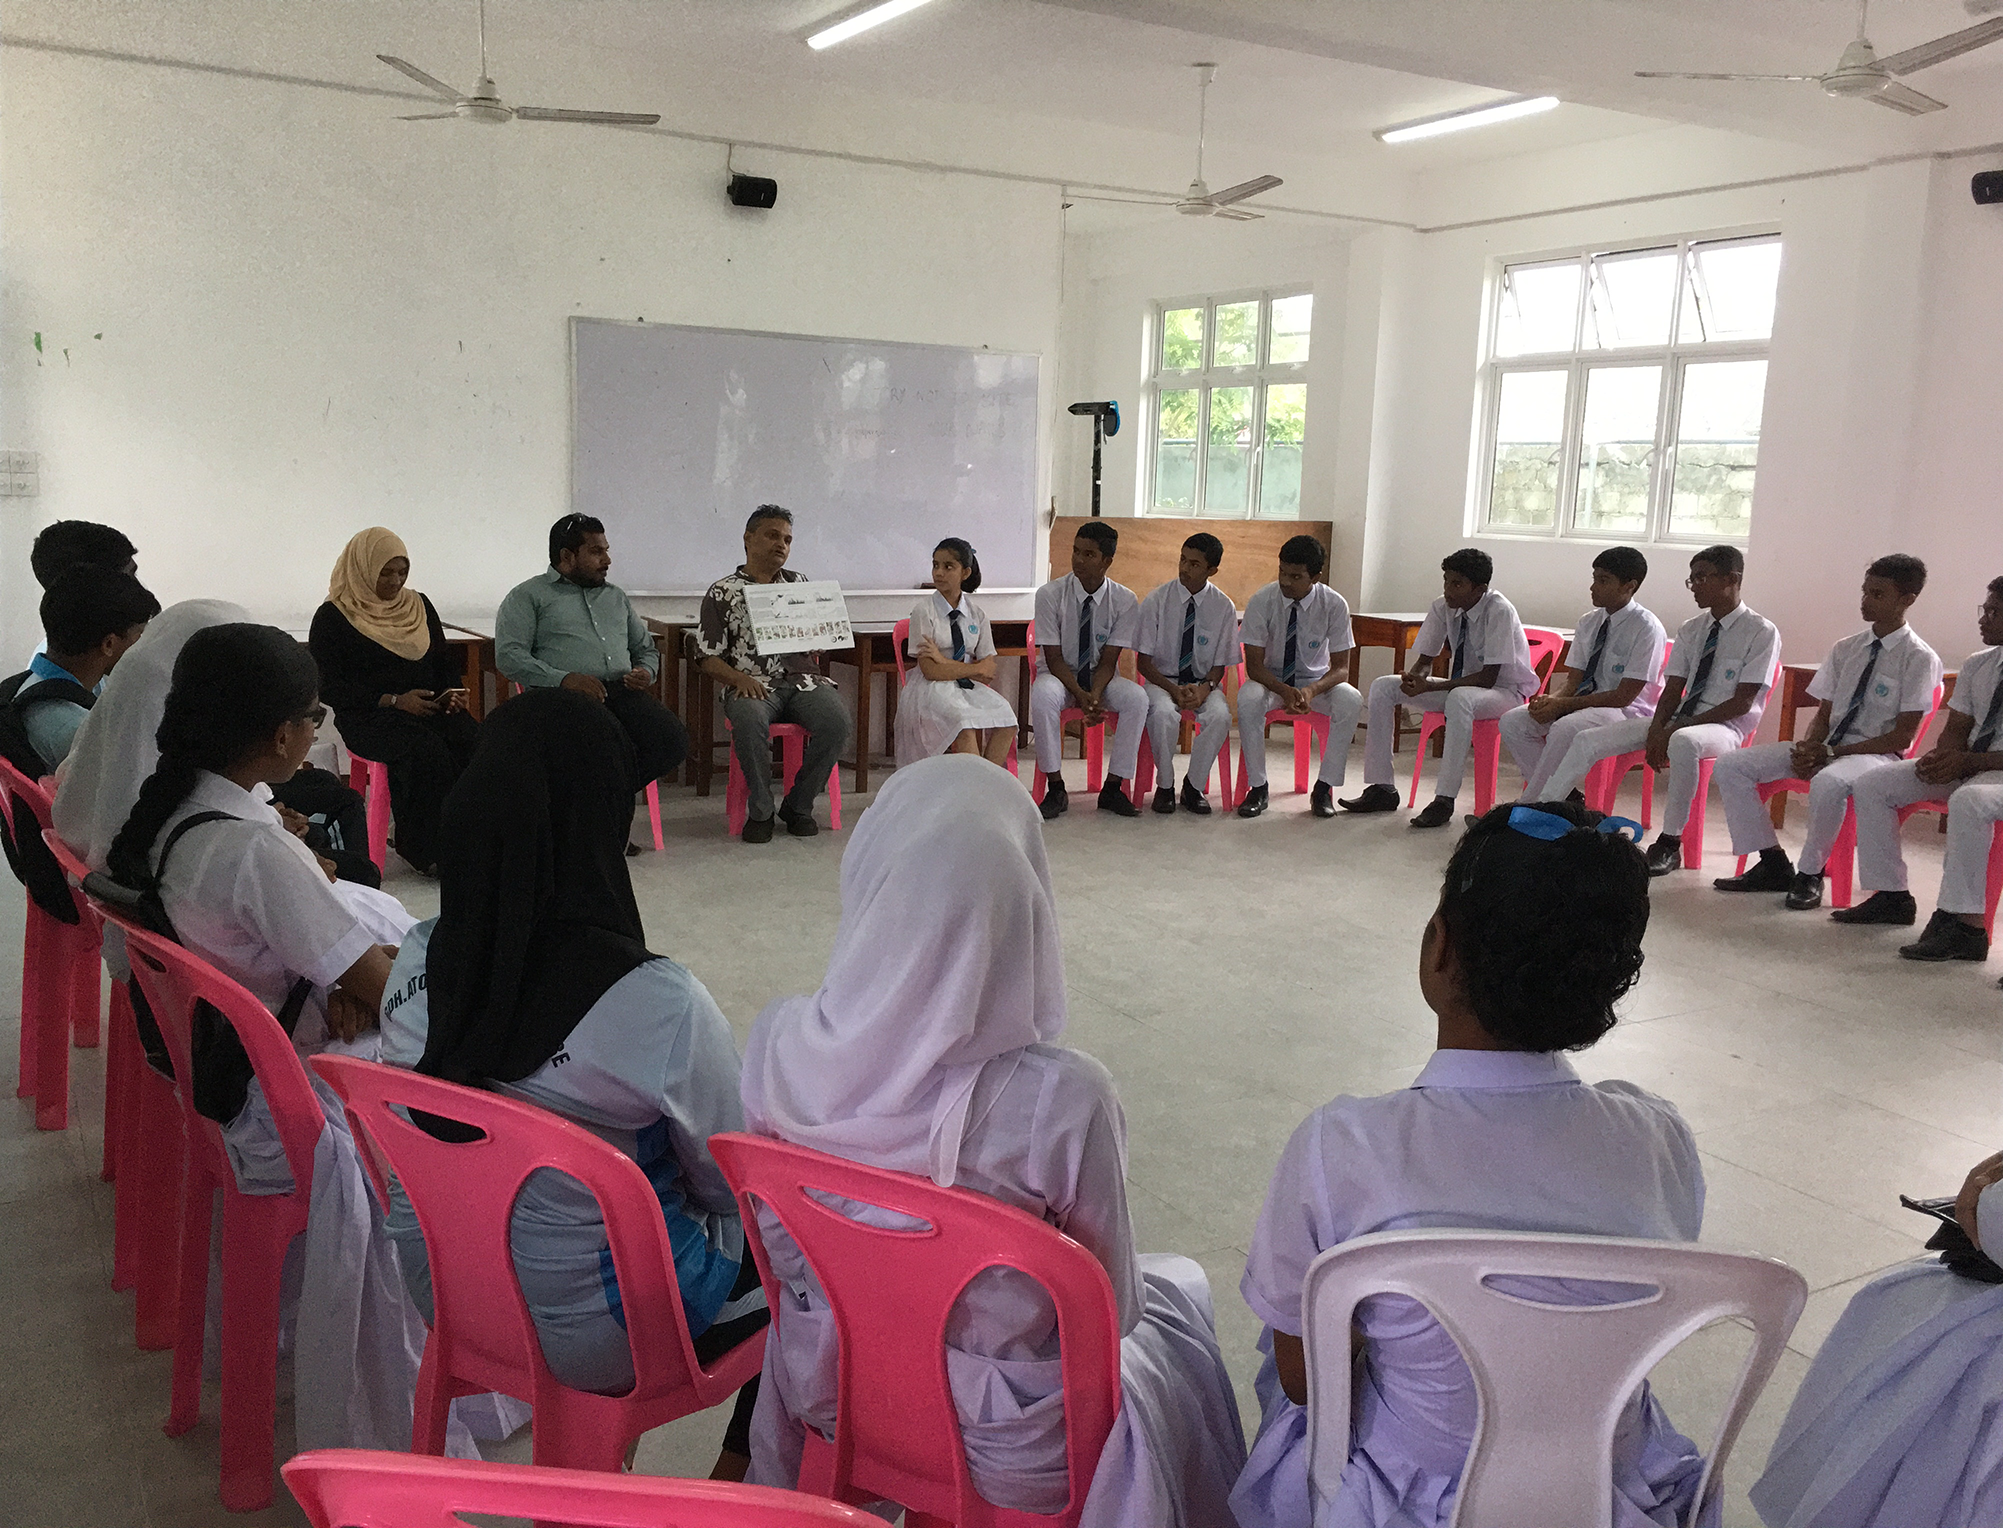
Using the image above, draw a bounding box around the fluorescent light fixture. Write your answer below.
[807,0,938,50]
[1375,95,1560,144]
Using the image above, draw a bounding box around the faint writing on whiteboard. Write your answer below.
[744,580,853,656]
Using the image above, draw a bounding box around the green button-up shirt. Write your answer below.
[494,568,659,689]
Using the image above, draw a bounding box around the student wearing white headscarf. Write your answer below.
[738,754,1247,1526]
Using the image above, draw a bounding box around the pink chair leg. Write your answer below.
[1132,733,1155,801]
[411,1348,458,1456]
[1471,723,1501,816]
[71,943,100,1049]
[18,907,41,1099]
[1232,744,1248,809]
[1085,723,1105,792]
[367,762,392,871]
[215,1202,293,1511]
[132,1070,183,1351]
[826,759,843,832]
[1827,808,1858,908]
[166,1166,214,1436]
[1214,730,1234,804]
[644,781,664,852]
[1984,825,2003,939]
[1406,715,1444,807]
[103,981,132,1186]
[35,913,78,1131]
[1294,720,1311,796]
[1682,758,1717,869]
[725,745,748,837]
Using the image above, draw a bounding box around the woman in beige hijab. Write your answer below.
[308,528,478,875]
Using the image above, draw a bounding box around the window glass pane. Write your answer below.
[1495,261,1581,357]
[1680,238,1781,344]
[1161,308,1203,371]
[1204,385,1253,515]
[1488,370,1568,529]
[1669,359,1767,540]
[1574,366,1660,534]
[1269,294,1313,365]
[1258,383,1306,518]
[1213,302,1258,368]
[1153,389,1199,514]
[1586,249,1677,350]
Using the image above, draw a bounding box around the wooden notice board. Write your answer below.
[1048,517,1336,609]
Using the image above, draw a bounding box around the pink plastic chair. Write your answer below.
[344,752,393,873]
[1301,1229,1805,1528]
[709,1132,1121,1528]
[113,915,327,1511]
[0,756,99,1132]
[308,1054,766,1472]
[1133,663,1240,808]
[1888,800,2003,937]
[725,723,844,837]
[494,683,667,852]
[1231,705,1330,808]
[1026,620,1114,802]
[891,617,1020,776]
[1404,626,1567,815]
[283,1448,882,1528]
[1728,683,1946,906]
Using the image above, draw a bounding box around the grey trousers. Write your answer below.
[724,682,852,821]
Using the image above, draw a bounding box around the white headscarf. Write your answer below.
[53,599,252,870]
[740,754,1066,1187]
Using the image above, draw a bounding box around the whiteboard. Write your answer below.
[570,318,1041,593]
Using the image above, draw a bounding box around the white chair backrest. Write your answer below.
[1302,1229,1806,1528]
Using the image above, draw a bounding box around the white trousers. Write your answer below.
[1144,682,1232,792]
[1363,677,1519,801]
[1030,672,1147,779]
[1852,762,2003,912]
[1498,705,1637,802]
[1236,680,1364,788]
[1713,745,1902,873]
[1542,717,1743,835]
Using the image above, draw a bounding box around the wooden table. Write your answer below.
[441,626,497,721]
[1348,613,1431,752]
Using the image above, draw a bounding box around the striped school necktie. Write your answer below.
[1676,619,1723,718]
[1077,593,1096,677]
[1178,594,1198,685]
[1573,617,1613,697]
[1450,612,1469,680]
[1828,637,1883,746]
[1282,603,1300,687]
[948,609,975,690]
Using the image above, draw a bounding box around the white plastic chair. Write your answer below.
[1301,1229,1807,1528]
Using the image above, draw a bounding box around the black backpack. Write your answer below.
[0,669,97,924]
[85,813,314,1127]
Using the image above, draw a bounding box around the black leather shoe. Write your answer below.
[1310,782,1336,818]
[1900,909,1991,962]
[1785,873,1824,911]
[1644,837,1683,876]
[742,814,775,844]
[1410,796,1456,829]
[1713,852,1794,893]
[778,806,819,838]
[1152,787,1178,815]
[1179,781,1212,816]
[1338,784,1399,814]
[1098,777,1139,817]
[1830,890,1918,925]
[1038,780,1069,820]
[1236,784,1269,819]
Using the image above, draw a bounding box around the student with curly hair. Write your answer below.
[1233,800,1713,1528]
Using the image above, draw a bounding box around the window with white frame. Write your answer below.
[1474,235,1781,545]
[1146,291,1311,518]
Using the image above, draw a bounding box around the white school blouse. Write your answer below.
[1135,579,1242,681]
[1034,574,1140,670]
[1414,591,1539,698]
[905,591,999,664]
[1568,602,1668,712]
[1240,582,1354,684]
[1806,624,1943,744]
[1662,603,1782,732]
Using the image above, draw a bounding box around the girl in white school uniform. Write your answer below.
[1235,799,1713,1528]
[894,537,1019,769]
[739,755,1247,1526]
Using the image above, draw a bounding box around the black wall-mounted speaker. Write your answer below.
[1974,170,2003,205]
[728,173,779,209]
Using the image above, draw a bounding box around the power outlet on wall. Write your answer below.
[0,451,41,497]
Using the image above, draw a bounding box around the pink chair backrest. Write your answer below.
[0,754,81,922]
[283,1448,882,1528]
[1025,617,1040,679]
[308,1053,717,1401]
[111,914,326,1198]
[1523,628,1566,696]
[1905,682,1948,759]
[892,618,911,687]
[708,1131,1122,1528]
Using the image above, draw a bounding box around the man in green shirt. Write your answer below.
[495,514,687,792]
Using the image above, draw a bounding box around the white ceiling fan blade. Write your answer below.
[513,106,662,124]
[1068,193,1181,206]
[1215,206,1263,221]
[1878,15,2003,73]
[1634,71,1821,81]
[1870,80,1949,112]
[397,112,461,120]
[1207,174,1283,206]
[378,54,461,99]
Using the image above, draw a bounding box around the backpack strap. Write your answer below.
[7,676,98,714]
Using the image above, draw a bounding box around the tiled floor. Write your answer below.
[3,745,1996,1525]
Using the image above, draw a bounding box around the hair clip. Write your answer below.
[1507,804,1643,843]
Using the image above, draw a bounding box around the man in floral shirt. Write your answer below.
[694,505,852,843]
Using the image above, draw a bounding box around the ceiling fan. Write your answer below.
[1176,64,1283,218]
[1635,0,2003,115]
[377,0,660,127]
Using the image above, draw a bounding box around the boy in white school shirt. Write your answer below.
[1538,543,1782,877]
[1234,535,1361,820]
[1712,554,1940,910]
[1031,521,1149,821]
[1135,532,1241,815]
[1498,545,1665,806]
[1834,575,2003,971]
[1341,547,1538,828]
